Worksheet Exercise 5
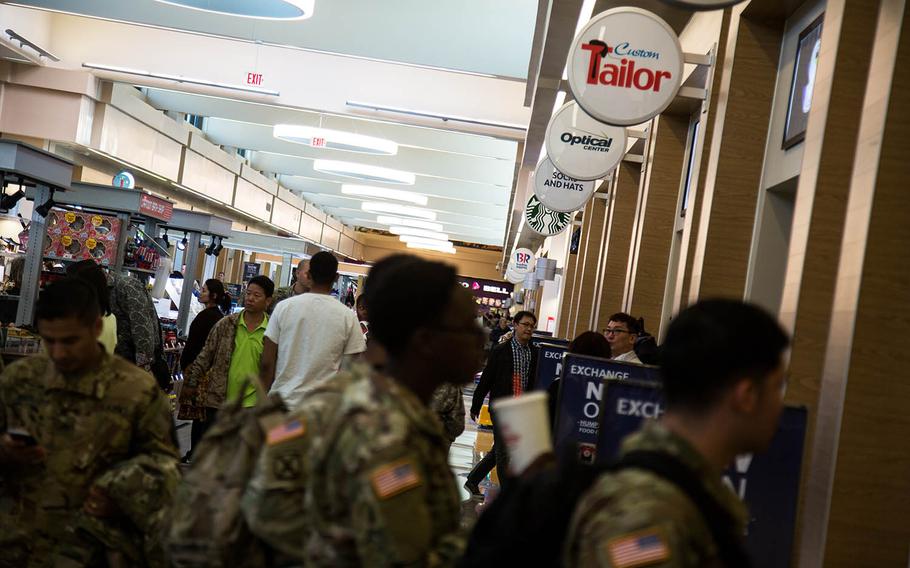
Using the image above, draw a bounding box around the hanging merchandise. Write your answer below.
[658,0,744,10]
[45,210,121,266]
[511,248,535,275]
[566,7,684,126]
[533,157,596,213]
[524,195,573,237]
[545,101,627,181]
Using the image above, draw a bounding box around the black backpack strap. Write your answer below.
[617,450,753,568]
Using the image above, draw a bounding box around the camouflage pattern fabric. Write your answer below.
[563,421,749,568]
[109,273,160,371]
[0,351,179,567]
[181,312,243,409]
[241,371,354,563]
[305,364,464,567]
[429,383,465,445]
[268,285,298,315]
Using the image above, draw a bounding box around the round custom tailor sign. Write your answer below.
[524,195,573,236]
[545,101,627,181]
[658,0,745,10]
[567,7,684,126]
[533,157,595,213]
[511,248,535,275]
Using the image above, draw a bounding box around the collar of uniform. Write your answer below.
[369,368,444,438]
[44,347,113,399]
[235,309,269,331]
[621,420,749,527]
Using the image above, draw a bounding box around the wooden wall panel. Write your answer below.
[571,192,609,335]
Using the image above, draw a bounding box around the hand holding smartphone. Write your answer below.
[1,428,45,466]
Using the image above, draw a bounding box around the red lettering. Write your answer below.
[599,63,620,86]
[653,70,671,91]
[582,43,607,84]
[633,68,654,90]
[247,72,254,84]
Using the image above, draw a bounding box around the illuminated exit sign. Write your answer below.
[246,72,264,86]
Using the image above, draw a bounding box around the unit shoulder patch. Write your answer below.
[266,418,306,446]
[605,527,671,568]
[369,458,422,500]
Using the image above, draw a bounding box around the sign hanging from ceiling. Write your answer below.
[511,248,535,274]
[658,0,745,10]
[525,195,573,236]
[545,101,627,181]
[505,268,526,284]
[567,7,684,126]
[533,157,596,213]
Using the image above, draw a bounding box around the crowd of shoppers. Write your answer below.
[0,248,789,567]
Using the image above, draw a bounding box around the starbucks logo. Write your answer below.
[525,195,572,236]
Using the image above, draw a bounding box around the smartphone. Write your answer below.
[6,428,38,446]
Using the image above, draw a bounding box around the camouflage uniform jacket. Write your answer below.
[563,421,749,568]
[241,371,354,563]
[0,350,180,567]
[429,383,465,444]
[109,273,161,371]
[305,364,464,567]
[182,312,246,408]
[268,285,300,315]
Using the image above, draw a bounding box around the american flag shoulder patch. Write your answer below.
[266,418,306,446]
[605,528,670,568]
[370,459,422,500]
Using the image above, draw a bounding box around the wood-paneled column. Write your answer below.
[569,188,610,337]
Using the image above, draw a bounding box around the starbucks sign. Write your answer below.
[567,8,684,126]
[524,195,572,236]
[533,157,595,213]
[545,101,627,181]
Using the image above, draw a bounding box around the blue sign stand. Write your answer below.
[594,376,808,568]
[553,353,660,463]
[533,342,568,391]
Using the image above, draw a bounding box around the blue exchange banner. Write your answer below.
[533,343,568,391]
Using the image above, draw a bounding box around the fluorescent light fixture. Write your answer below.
[376,216,444,232]
[562,0,598,80]
[406,242,456,254]
[154,0,314,20]
[274,124,397,155]
[362,202,436,220]
[81,63,280,96]
[388,226,449,240]
[313,160,415,185]
[399,235,451,247]
[346,101,527,133]
[341,184,426,205]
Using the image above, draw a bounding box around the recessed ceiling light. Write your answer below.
[274,125,397,155]
[313,160,415,185]
[154,0,315,20]
[376,216,444,232]
[341,184,426,205]
[362,202,436,220]
[406,242,456,254]
[388,226,449,240]
[399,235,452,247]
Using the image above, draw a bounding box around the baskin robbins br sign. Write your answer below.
[567,7,684,126]
[545,101,626,182]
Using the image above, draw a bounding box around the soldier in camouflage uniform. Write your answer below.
[269,258,309,315]
[429,383,465,451]
[305,255,485,567]
[564,300,789,568]
[0,279,179,567]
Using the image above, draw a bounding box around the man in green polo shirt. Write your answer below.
[181,276,274,455]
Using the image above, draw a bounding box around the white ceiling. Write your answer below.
[143,86,517,246]
[8,0,538,78]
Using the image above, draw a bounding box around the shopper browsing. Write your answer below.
[260,251,365,408]
[564,300,789,567]
[180,276,274,457]
[604,312,642,364]
[180,279,229,371]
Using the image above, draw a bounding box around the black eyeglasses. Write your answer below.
[604,328,631,335]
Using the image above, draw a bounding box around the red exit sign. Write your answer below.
[246,72,263,86]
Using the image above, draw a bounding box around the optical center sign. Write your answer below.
[545,102,627,182]
[567,8,684,126]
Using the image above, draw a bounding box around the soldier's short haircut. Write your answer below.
[66,259,112,316]
[364,254,457,357]
[308,251,338,286]
[247,275,275,297]
[35,278,100,327]
[661,299,789,411]
[512,311,537,325]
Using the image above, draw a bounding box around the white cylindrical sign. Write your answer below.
[533,157,595,213]
[659,0,744,9]
[524,195,573,236]
[545,102,627,181]
[505,268,525,284]
[567,7,684,126]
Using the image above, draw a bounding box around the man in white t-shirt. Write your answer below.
[260,251,365,408]
[604,311,643,365]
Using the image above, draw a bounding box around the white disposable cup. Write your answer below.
[492,391,553,475]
